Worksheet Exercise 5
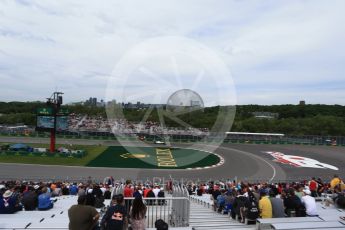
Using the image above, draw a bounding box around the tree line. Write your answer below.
[0,101,345,136]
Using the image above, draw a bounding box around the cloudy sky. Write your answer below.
[0,0,344,105]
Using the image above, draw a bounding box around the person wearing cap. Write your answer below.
[301,188,318,216]
[0,190,23,214]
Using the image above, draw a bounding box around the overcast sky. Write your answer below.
[0,0,344,105]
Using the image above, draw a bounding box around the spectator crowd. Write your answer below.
[0,178,170,230]
[0,175,344,229]
[188,174,345,224]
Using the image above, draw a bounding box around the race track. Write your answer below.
[0,137,344,183]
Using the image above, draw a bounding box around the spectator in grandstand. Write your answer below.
[68,194,100,230]
[106,176,114,187]
[308,177,318,197]
[331,185,345,209]
[157,188,165,205]
[316,178,325,196]
[216,190,226,213]
[166,180,173,194]
[223,190,235,215]
[104,186,112,200]
[52,183,62,197]
[69,183,78,196]
[283,188,305,217]
[0,189,23,214]
[92,185,105,208]
[301,188,318,216]
[330,174,343,190]
[294,185,303,200]
[155,219,168,230]
[86,191,96,207]
[21,186,38,211]
[232,189,247,222]
[124,180,134,214]
[153,185,161,198]
[133,187,142,199]
[269,190,285,218]
[244,190,259,222]
[211,185,221,212]
[78,184,86,196]
[61,184,70,195]
[259,190,272,218]
[101,194,127,230]
[146,187,156,206]
[38,186,54,211]
[50,182,56,193]
[130,196,147,230]
[252,185,260,201]
[196,184,203,196]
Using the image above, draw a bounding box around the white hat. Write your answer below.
[3,190,13,198]
[34,185,40,190]
[0,184,5,189]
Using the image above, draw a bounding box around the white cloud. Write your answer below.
[0,0,344,104]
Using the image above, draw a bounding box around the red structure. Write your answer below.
[50,129,56,153]
[46,92,64,153]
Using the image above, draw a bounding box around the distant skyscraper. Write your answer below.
[92,98,97,106]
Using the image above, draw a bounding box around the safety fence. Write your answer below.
[1,130,345,146]
[110,184,190,228]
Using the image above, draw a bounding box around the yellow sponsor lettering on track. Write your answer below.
[156,148,177,167]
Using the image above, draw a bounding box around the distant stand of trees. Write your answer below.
[0,101,345,136]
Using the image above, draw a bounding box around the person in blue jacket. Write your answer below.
[38,186,54,210]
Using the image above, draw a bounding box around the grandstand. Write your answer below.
[0,179,344,229]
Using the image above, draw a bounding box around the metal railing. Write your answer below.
[124,197,190,228]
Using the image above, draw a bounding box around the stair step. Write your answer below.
[194,226,255,230]
[191,222,244,227]
[189,200,256,230]
[190,216,229,219]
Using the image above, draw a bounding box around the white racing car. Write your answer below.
[154,140,165,144]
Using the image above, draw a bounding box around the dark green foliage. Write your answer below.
[1,102,345,136]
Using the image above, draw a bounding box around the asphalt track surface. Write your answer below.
[0,137,344,182]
